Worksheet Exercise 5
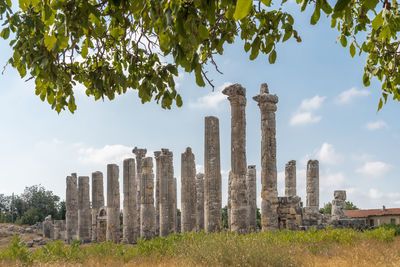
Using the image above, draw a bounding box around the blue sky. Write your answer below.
[0,2,399,210]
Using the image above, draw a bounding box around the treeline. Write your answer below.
[0,185,65,225]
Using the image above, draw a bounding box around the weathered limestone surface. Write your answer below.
[223,84,248,234]
[54,220,65,240]
[181,147,197,233]
[204,116,222,232]
[277,196,302,230]
[306,160,319,213]
[173,177,178,233]
[195,173,204,231]
[140,157,155,239]
[253,83,279,231]
[132,147,147,237]
[154,151,161,236]
[228,172,232,230]
[78,176,91,243]
[159,149,175,237]
[332,190,346,220]
[91,171,104,242]
[246,165,257,232]
[96,207,107,242]
[66,174,78,243]
[43,215,54,239]
[123,158,138,243]
[285,161,296,197]
[106,164,120,243]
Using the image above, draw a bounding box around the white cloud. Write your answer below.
[317,142,341,165]
[290,95,325,126]
[321,172,345,189]
[289,112,322,126]
[335,87,370,104]
[299,95,326,111]
[188,82,231,110]
[368,188,383,199]
[78,144,133,165]
[365,120,388,131]
[356,161,391,177]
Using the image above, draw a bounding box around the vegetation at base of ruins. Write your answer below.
[0,0,398,113]
[222,205,261,229]
[319,201,359,215]
[0,185,64,225]
[0,228,399,266]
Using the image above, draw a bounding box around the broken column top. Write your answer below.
[334,190,346,200]
[286,160,296,167]
[248,165,256,170]
[253,83,279,104]
[161,148,173,156]
[307,160,319,167]
[196,173,204,179]
[142,157,153,168]
[154,151,161,158]
[123,158,135,163]
[184,147,192,154]
[222,83,246,97]
[132,147,147,157]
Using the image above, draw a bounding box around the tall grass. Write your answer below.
[0,227,397,266]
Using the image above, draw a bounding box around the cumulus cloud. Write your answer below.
[188,82,231,110]
[356,161,391,177]
[365,120,388,131]
[290,95,325,126]
[317,143,342,165]
[368,188,383,199]
[335,87,370,104]
[78,144,133,165]
[321,172,345,189]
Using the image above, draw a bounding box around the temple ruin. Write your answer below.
[49,82,367,244]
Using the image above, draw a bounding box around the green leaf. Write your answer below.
[233,0,252,20]
[81,39,88,58]
[340,35,347,47]
[268,50,277,64]
[244,42,251,52]
[283,29,292,42]
[176,94,183,107]
[363,0,379,10]
[363,73,370,86]
[349,43,355,57]
[377,98,383,111]
[0,27,10,39]
[321,0,332,14]
[195,65,205,87]
[261,0,272,6]
[333,0,351,12]
[372,12,383,31]
[198,24,209,40]
[310,7,321,25]
[44,34,57,51]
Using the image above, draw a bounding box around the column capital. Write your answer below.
[132,147,147,158]
[253,83,278,106]
[222,83,246,105]
[154,151,161,159]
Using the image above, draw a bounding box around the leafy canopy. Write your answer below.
[0,0,398,113]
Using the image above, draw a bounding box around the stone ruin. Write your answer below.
[43,82,366,244]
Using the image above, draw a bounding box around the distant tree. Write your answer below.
[222,205,228,229]
[257,208,261,230]
[319,201,359,214]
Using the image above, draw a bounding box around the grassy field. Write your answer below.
[0,227,399,266]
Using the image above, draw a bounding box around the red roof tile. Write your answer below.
[345,208,400,218]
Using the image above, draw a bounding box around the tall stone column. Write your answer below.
[223,84,248,234]
[132,147,147,236]
[181,147,197,233]
[332,190,346,220]
[154,151,161,236]
[285,160,296,197]
[246,165,257,232]
[204,116,222,232]
[173,177,178,232]
[123,158,137,243]
[78,176,91,243]
[140,157,155,239]
[66,173,78,243]
[159,149,175,237]
[195,173,204,231]
[91,171,104,242]
[107,164,120,243]
[253,83,279,231]
[228,172,232,230]
[306,160,319,213]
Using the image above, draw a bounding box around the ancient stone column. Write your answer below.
[285,161,296,197]
[133,147,147,236]
[91,171,104,242]
[154,151,161,236]
[140,157,156,239]
[253,83,279,231]
[204,116,222,232]
[173,177,178,232]
[195,173,204,231]
[66,174,78,243]
[96,207,107,242]
[159,149,175,237]
[54,220,65,240]
[123,158,138,243]
[43,215,54,239]
[181,147,197,233]
[223,84,248,234]
[106,164,120,243]
[332,190,346,220]
[78,176,91,243]
[247,165,257,232]
[228,172,232,230]
[306,160,319,213]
